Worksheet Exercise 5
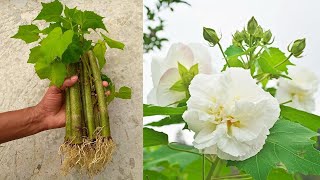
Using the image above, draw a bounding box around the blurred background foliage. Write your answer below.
[143,0,190,53]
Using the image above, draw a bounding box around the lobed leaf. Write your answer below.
[230,119,320,180]
[11,24,40,43]
[34,0,63,22]
[280,105,320,132]
[40,27,74,61]
[257,48,293,75]
[73,10,107,31]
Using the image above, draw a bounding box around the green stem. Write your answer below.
[167,143,214,163]
[65,87,72,141]
[217,43,230,67]
[206,157,220,180]
[202,154,205,180]
[82,55,96,139]
[274,53,293,68]
[69,63,83,144]
[211,174,251,180]
[79,62,88,137]
[211,158,223,177]
[87,50,110,138]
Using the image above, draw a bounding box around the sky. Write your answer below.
[143,0,320,143]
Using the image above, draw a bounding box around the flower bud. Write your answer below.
[253,26,263,38]
[263,30,272,44]
[203,27,220,46]
[247,17,258,35]
[233,30,243,42]
[290,38,306,57]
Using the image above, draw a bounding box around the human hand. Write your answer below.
[34,76,110,130]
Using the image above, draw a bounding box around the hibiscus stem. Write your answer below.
[202,154,205,180]
[217,42,230,67]
[211,158,223,177]
[211,174,251,180]
[87,50,110,137]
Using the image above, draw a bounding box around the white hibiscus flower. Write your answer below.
[147,43,215,106]
[183,68,280,161]
[276,66,319,112]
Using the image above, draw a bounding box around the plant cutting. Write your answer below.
[144,17,320,180]
[12,0,131,176]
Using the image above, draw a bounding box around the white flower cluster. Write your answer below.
[182,68,280,160]
[276,66,319,112]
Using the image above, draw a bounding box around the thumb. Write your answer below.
[48,76,79,94]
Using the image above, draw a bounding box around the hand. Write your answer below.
[34,76,110,130]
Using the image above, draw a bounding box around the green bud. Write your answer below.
[253,26,263,38]
[247,17,258,35]
[233,30,243,42]
[262,30,272,44]
[203,27,220,46]
[290,38,306,57]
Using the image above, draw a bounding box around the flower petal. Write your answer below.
[163,43,194,69]
[188,43,215,74]
[156,68,185,106]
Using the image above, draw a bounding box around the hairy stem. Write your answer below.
[87,50,110,137]
[82,54,96,139]
[69,63,83,144]
[65,87,72,141]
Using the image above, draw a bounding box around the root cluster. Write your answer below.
[59,136,115,176]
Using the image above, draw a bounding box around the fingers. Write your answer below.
[60,76,78,91]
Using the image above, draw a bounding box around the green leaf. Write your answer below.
[115,86,131,99]
[225,45,244,57]
[28,46,43,64]
[61,35,83,64]
[42,22,62,34]
[64,6,78,19]
[143,170,168,180]
[34,0,63,22]
[93,40,106,68]
[183,157,211,180]
[11,24,40,43]
[178,62,188,77]
[101,33,125,50]
[50,61,67,86]
[40,27,74,62]
[35,60,66,86]
[146,115,184,127]
[169,79,186,92]
[144,144,199,169]
[280,105,320,132]
[224,45,245,68]
[189,63,199,76]
[268,168,294,180]
[143,104,187,116]
[34,61,51,79]
[257,48,293,75]
[230,119,320,180]
[73,10,107,31]
[143,128,168,147]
